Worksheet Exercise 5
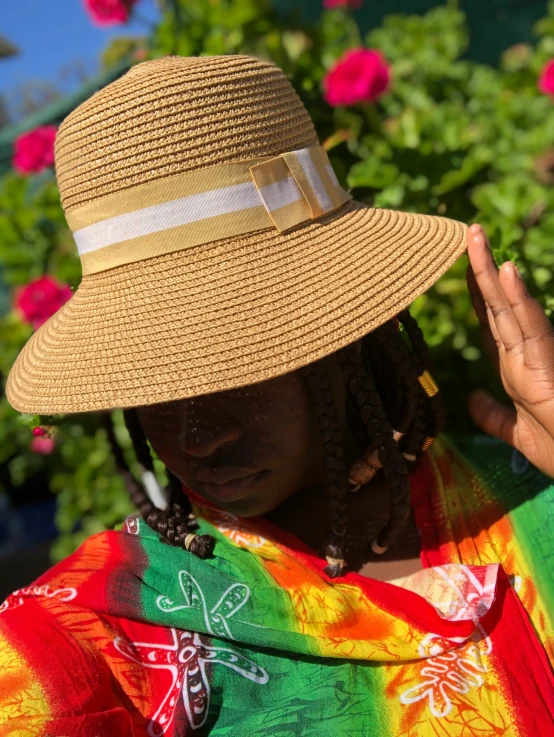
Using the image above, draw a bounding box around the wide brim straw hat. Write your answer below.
[7,55,467,415]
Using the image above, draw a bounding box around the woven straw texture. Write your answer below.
[7,55,467,414]
[55,55,318,212]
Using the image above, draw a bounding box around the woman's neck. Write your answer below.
[264,428,423,581]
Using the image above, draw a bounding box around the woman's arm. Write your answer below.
[466,223,554,478]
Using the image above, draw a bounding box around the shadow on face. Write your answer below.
[136,364,344,517]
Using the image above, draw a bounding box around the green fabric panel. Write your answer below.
[207,644,387,736]
[137,518,313,656]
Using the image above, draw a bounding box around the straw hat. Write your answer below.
[7,55,467,415]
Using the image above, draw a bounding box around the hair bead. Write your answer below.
[325,555,347,569]
[418,370,439,398]
[421,436,434,452]
[371,540,388,555]
[184,533,197,550]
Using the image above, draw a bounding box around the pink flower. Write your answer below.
[539,59,554,96]
[30,436,55,455]
[83,0,138,27]
[324,0,362,8]
[12,126,57,175]
[323,48,391,107]
[14,276,72,330]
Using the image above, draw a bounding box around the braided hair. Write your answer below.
[120,409,215,558]
[117,309,443,575]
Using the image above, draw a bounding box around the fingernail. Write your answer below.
[469,223,483,234]
[504,262,521,278]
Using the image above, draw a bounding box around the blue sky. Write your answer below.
[0,0,160,104]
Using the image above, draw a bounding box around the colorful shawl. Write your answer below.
[0,434,553,736]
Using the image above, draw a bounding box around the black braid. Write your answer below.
[397,309,434,369]
[363,322,431,459]
[398,309,445,441]
[302,360,349,578]
[123,409,215,559]
[366,322,423,435]
[338,344,412,551]
[103,412,154,520]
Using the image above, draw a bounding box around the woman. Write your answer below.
[1,55,553,736]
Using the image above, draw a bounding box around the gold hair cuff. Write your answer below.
[418,370,439,398]
[421,436,434,452]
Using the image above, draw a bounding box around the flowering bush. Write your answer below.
[84,0,138,27]
[539,58,554,95]
[14,276,72,330]
[323,48,390,106]
[1,0,554,560]
[12,126,57,175]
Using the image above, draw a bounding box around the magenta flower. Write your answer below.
[30,436,55,455]
[14,276,72,330]
[323,49,391,107]
[83,0,138,27]
[324,0,362,8]
[12,126,57,175]
[539,59,554,97]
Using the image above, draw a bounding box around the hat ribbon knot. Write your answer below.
[249,145,351,233]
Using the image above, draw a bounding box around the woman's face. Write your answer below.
[137,357,346,517]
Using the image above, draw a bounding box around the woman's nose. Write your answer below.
[177,406,242,458]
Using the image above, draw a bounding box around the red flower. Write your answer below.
[14,276,72,330]
[30,436,55,455]
[83,0,138,27]
[12,126,57,175]
[539,59,554,97]
[324,0,363,8]
[323,48,390,107]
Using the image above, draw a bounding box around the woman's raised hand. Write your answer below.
[466,223,554,478]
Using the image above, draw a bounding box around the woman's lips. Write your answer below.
[197,471,266,503]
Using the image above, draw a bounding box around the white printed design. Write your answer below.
[114,572,268,734]
[399,631,491,718]
[123,515,142,535]
[399,565,495,718]
[0,585,77,614]
[114,628,267,734]
[211,511,267,549]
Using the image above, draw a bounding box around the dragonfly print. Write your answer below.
[114,572,268,734]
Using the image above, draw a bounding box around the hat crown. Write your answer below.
[55,55,318,213]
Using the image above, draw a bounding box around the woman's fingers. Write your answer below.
[467,225,522,352]
[467,263,500,373]
[468,389,517,446]
[499,261,554,372]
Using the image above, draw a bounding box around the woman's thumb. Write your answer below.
[468,389,517,446]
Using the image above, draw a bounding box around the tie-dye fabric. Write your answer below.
[0,434,553,736]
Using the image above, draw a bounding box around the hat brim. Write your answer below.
[7,201,467,414]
